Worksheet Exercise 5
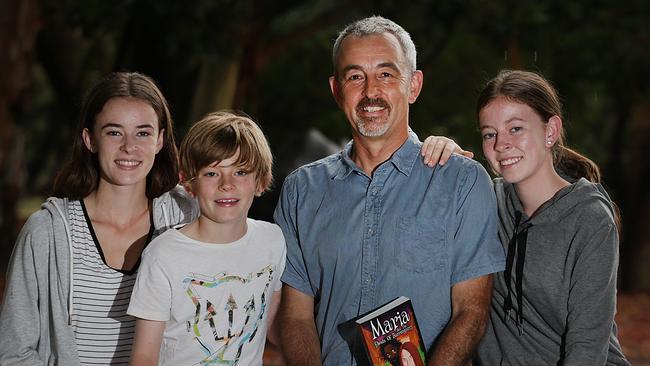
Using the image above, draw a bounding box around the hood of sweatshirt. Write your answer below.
[495,177,616,229]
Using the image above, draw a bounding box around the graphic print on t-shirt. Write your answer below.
[182,265,274,365]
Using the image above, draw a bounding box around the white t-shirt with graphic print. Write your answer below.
[127,218,286,366]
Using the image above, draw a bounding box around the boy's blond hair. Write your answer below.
[179,111,273,192]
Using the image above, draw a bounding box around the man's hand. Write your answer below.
[421,136,474,167]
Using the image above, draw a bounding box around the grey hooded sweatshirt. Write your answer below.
[0,186,198,365]
[476,178,629,366]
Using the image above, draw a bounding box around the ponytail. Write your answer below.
[555,145,622,232]
[555,145,601,183]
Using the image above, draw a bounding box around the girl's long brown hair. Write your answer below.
[53,72,179,199]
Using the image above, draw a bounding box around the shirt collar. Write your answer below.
[331,141,356,180]
[332,129,421,180]
[390,129,421,176]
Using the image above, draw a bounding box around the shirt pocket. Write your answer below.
[394,216,447,273]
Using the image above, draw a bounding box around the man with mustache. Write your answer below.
[274,16,505,365]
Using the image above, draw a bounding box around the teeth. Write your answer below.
[217,199,238,203]
[500,157,522,166]
[115,160,140,167]
[363,106,385,112]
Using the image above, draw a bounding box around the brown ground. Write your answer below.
[0,278,647,364]
[617,292,650,365]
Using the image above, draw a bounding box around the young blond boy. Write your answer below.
[127,111,285,365]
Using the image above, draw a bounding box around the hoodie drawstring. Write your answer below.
[503,211,532,335]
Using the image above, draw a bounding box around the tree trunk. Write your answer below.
[189,56,242,123]
[0,0,42,270]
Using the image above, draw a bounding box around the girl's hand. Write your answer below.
[421,136,474,167]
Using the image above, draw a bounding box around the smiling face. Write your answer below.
[479,96,560,187]
[82,97,163,192]
[329,33,422,142]
[186,151,260,232]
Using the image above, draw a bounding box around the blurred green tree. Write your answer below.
[1,0,649,289]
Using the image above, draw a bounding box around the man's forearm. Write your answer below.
[427,275,492,366]
[426,308,487,366]
[279,318,322,366]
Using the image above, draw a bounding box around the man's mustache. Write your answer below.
[356,97,389,112]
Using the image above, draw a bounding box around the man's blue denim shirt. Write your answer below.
[275,131,505,365]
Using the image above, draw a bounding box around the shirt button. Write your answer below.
[368,228,374,236]
[372,187,378,194]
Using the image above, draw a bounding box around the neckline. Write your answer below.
[80,199,155,275]
[173,220,251,248]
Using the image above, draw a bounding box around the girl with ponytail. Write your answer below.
[422,70,628,365]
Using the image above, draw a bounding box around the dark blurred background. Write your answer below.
[1,0,649,361]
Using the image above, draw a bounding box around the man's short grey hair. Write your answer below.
[332,16,417,76]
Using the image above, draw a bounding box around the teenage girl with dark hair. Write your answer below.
[422,70,629,365]
[0,72,198,364]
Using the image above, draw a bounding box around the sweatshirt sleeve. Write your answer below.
[154,185,199,232]
[563,218,619,365]
[0,213,50,365]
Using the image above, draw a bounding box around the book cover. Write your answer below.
[355,296,426,366]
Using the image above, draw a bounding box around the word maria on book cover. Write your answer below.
[356,296,426,366]
[369,307,412,345]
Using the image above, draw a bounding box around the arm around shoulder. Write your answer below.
[155,185,199,228]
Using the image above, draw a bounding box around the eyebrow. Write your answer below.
[100,123,156,130]
[339,62,401,76]
[482,116,527,132]
[340,64,363,76]
[504,117,524,124]
[377,62,400,72]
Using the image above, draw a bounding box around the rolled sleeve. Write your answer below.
[274,173,315,298]
[450,161,505,285]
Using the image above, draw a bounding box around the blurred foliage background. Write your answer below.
[1,0,649,290]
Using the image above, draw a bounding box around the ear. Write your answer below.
[255,180,265,197]
[408,70,424,104]
[545,115,562,147]
[179,171,195,197]
[82,128,95,153]
[155,128,165,154]
[329,75,342,108]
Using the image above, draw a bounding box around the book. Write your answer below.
[355,296,426,366]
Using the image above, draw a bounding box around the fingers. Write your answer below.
[461,150,475,159]
[421,136,474,166]
[440,139,458,165]
[421,136,444,166]
[421,136,437,164]
[430,138,448,166]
